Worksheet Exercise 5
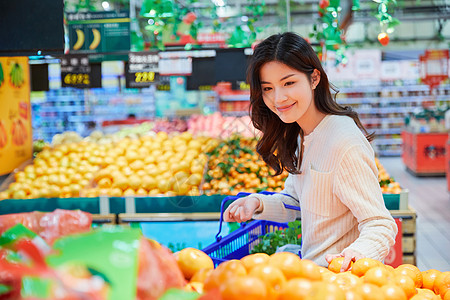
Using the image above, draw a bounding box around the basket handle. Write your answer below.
[216,191,300,242]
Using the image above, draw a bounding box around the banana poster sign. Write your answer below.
[67,11,130,53]
[0,57,32,175]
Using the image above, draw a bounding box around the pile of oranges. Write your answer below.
[175,248,450,300]
[376,157,402,194]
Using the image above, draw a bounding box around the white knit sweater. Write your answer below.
[252,114,398,267]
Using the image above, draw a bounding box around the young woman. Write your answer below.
[224,32,397,270]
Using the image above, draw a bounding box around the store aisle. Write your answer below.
[379,157,450,272]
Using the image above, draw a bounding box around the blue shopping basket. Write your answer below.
[202,191,301,266]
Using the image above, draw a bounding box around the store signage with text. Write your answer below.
[125,52,160,88]
[156,75,171,91]
[0,57,32,175]
[60,55,95,88]
[67,11,130,53]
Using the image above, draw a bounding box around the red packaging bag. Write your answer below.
[0,209,92,244]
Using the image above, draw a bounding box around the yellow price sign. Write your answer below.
[135,71,155,83]
[199,85,213,91]
[239,82,250,90]
[157,84,170,91]
[63,73,90,86]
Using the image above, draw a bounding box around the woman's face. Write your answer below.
[260,61,319,126]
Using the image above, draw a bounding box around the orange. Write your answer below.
[364,266,392,287]
[386,265,396,274]
[248,264,286,298]
[345,290,364,300]
[204,260,247,291]
[268,252,302,279]
[175,248,214,280]
[393,275,418,299]
[310,281,346,300]
[328,256,353,273]
[331,272,363,291]
[410,294,431,300]
[421,269,440,290]
[437,272,450,298]
[415,288,439,300]
[434,271,450,295]
[396,264,423,288]
[395,267,421,288]
[319,265,333,275]
[296,259,322,281]
[190,268,213,283]
[352,258,383,277]
[219,275,268,300]
[381,284,407,300]
[445,290,450,300]
[277,278,314,300]
[240,253,270,271]
[322,271,339,283]
[353,283,384,300]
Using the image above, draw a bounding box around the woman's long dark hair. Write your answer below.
[247,32,373,175]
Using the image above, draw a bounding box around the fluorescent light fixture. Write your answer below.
[102,1,110,10]
[212,0,225,7]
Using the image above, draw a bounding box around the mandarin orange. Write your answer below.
[421,269,441,290]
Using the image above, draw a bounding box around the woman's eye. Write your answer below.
[262,86,272,91]
[285,81,295,86]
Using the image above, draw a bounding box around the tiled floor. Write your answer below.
[379,157,450,272]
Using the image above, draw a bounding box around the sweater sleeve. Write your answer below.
[334,144,398,262]
[250,173,301,223]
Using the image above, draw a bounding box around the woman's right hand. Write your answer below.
[223,196,262,223]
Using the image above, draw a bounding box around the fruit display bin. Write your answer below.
[202,192,300,266]
[0,190,407,214]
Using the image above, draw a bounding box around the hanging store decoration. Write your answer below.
[139,0,203,50]
[226,0,267,48]
[374,0,400,46]
[419,49,449,89]
[311,0,360,65]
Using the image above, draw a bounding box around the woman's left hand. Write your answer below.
[325,249,365,272]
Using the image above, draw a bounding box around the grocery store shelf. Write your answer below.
[68,115,97,122]
[339,84,444,94]
[221,111,249,117]
[373,138,403,145]
[377,149,403,156]
[373,128,403,135]
[219,94,250,101]
[356,107,417,114]
[337,95,449,105]
[40,105,86,113]
[363,117,405,124]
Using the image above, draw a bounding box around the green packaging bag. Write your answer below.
[47,226,142,300]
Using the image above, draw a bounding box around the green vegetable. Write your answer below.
[250,220,302,256]
[158,288,199,300]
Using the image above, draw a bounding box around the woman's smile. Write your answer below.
[276,102,296,112]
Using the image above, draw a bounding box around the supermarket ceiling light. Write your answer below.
[102,1,110,10]
[212,0,225,7]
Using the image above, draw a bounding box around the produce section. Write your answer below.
[1,0,449,298]
[0,121,404,200]
[0,209,444,300]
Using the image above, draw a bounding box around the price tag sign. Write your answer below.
[156,75,171,91]
[60,54,92,88]
[125,52,160,88]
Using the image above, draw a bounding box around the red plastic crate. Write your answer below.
[402,131,447,175]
